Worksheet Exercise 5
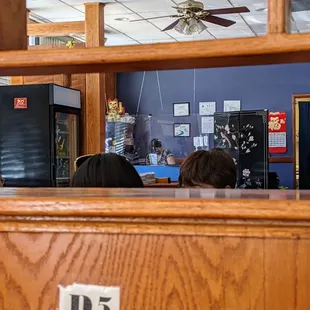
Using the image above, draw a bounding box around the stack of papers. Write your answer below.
[139,172,156,185]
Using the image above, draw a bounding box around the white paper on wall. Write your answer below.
[203,135,209,148]
[223,100,241,112]
[59,283,120,310]
[201,116,214,134]
[199,101,216,115]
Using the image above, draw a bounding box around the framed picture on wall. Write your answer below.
[173,123,191,137]
[173,102,190,117]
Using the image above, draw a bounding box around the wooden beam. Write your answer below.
[269,157,293,163]
[0,0,27,51]
[3,33,310,76]
[268,0,291,33]
[27,21,85,37]
[85,3,106,154]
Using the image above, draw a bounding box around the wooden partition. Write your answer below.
[0,188,310,309]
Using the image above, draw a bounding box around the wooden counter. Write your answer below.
[0,188,310,309]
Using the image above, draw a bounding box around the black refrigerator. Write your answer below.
[0,84,81,187]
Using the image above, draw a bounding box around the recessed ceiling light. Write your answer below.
[255,7,267,12]
[114,17,129,21]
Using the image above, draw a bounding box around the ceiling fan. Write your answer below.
[130,0,250,35]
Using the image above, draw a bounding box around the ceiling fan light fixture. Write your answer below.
[174,19,187,33]
[188,18,199,32]
[196,20,207,33]
[183,24,193,35]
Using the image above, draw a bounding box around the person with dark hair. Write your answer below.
[178,149,237,188]
[71,153,144,188]
[146,138,175,165]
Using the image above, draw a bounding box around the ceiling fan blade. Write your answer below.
[130,15,178,22]
[201,15,236,27]
[162,19,181,31]
[205,6,250,15]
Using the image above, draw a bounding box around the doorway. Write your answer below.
[293,94,310,189]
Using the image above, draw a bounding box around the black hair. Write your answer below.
[71,153,144,188]
[150,138,162,152]
[178,149,236,188]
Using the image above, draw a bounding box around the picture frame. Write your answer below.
[173,102,190,117]
[173,123,191,137]
[199,101,216,116]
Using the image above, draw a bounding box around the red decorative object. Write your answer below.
[14,97,27,109]
[268,111,287,154]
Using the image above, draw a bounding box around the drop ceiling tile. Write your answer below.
[176,35,214,42]
[209,26,254,38]
[105,15,171,40]
[62,0,115,5]
[74,2,132,15]
[243,13,266,24]
[200,0,231,7]
[139,38,176,44]
[105,33,139,46]
[31,5,84,20]
[293,10,310,22]
[27,0,60,9]
[105,13,141,25]
[123,0,176,14]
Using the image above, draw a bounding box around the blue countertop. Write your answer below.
[134,165,180,182]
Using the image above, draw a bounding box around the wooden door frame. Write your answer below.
[292,94,310,189]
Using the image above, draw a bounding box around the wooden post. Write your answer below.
[0,0,27,51]
[268,0,291,34]
[85,3,106,154]
[10,8,28,85]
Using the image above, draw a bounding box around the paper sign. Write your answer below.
[203,135,209,148]
[199,101,216,115]
[14,97,27,109]
[201,116,214,134]
[59,283,120,310]
[223,100,241,112]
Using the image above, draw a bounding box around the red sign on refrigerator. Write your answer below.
[14,97,28,109]
[268,111,287,153]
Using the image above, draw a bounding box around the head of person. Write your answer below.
[150,139,163,154]
[71,153,144,188]
[178,149,237,188]
[0,175,3,188]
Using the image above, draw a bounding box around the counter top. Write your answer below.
[0,188,309,221]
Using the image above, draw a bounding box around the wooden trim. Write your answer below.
[4,33,310,76]
[27,21,85,36]
[268,0,290,33]
[269,157,293,163]
[85,2,106,153]
[2,194,310,221]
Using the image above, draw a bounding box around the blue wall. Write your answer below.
[117,63,310,189]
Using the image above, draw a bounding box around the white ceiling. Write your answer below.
[26,0,310,46]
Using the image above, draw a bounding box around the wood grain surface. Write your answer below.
[2,33,310,76]
[0,233,309,309]
[85,2,106,154]
[27,21,85,37]
[268,0,289,33]
[0,189,309,308]
[0,0,27,51]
